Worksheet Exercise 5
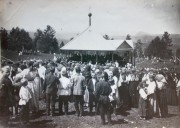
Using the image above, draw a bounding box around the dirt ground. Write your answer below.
[6,100,180,128]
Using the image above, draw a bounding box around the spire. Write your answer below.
[88,13,92,26]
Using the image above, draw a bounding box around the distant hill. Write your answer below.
[7,30,180,50]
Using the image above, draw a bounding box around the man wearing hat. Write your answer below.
[57,68,72,115]
[43,66,60,116]
[71,66,85,117]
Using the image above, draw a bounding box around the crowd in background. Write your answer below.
[0,56,180,127]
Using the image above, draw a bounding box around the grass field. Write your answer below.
[1,49,180,70]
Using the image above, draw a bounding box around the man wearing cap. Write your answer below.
[0,66,14,127]
[43,66,60,116]
[57,67,72,115]
[71,66,85,117]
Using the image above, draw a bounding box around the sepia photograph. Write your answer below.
[0,0,180,127]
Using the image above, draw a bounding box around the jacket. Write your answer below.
[72,73,85,95]
[43,74,59,94]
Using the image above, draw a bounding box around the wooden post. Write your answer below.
[96,51,98,63]
[81,53,83,62]
[112,52,114,62]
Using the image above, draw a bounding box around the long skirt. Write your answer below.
[129,81,139,108]
[84,86,89,107]
[118,83,130,108]
[27,81,39,112]
[156,89,168,117]
[147,93,158,118]
[34,77,42,100]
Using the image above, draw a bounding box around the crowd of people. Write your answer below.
[0,57,180,127]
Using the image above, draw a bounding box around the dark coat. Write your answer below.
[43,73,59,94]
[0,77,14,107]
[95,80,112,104]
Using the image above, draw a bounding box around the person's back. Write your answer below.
[43,66,59,116]
[95,72,112,125]
[72,73,85,95]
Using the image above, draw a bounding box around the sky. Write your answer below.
[0,0,180,39]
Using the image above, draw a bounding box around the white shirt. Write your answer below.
[58,76,71,95]
[139,88,147,100]
[146,80,156,95]
[38,66,46,80]
[92,78,96,91]
[177,80,180,88]
[109,84,118,102]
[15,68,30,79]
[19,86,32,105]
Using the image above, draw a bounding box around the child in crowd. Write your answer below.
[138,80,148,120]
[108,71,118,115]
[19,78,32,125]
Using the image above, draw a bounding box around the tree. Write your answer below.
[161,31,173,57]
[8,27,33,51]
[144,33,172,59]
[59,41,64,48]
[34,25,59,53]
[126,34,131,40]
[134,39,143,58]
[0,27,8,49]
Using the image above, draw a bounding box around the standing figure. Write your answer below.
[146,74,158,118]
[108,70,118,115]
[87,72,97,114]
[57,68,72,115]
[19,78,32,125]
[43,66,59,116]
[95,72,112,125]
[137,81,148,120]
[156,73,168,117]
[0,66,14,127]
[72,66,86,117]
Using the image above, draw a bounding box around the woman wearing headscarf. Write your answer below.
[146,74,158,118]
[155,72,168,117]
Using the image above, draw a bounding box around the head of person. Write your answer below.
[61,67,67,77]
[149,74,155,82]
[91,72,96,78]
[21,78,28,87]
[49,66,55,74]
[103,72,109,82]
[1,66,10,77]
[27,61,34,70]
[75,66,81,73]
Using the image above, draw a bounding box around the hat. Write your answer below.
[75,66,81,72]
[61,67,67,75]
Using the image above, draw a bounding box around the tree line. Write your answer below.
[0,25,64,53]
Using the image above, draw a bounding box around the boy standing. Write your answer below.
[19,78,32,125]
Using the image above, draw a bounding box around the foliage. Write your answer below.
[0,27,8,49]
[34,25,59,53]
[59,41,64,48]
[126,34,131,40]
[8,27,33,51]
[134,39,143,58]
[145,32,173,59]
